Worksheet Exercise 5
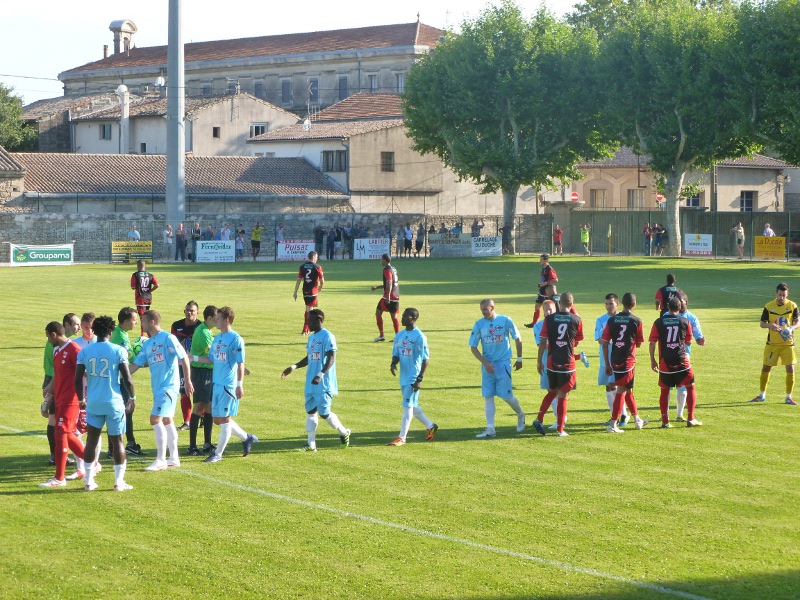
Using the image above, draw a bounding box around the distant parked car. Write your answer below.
[780,231,800,257]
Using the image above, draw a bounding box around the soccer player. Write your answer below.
[655,273,683,312]
[525,253,558,328]
[370,253,400,342]
[188,305,217,456]
[469,298,526,438]
[533,300,562,429]
[294,251,324,335]
[750,282,799,405]
[74,312,96,349]
[281,309,351,451]
[601,293,648,433]
[670,292,706,421]
[171,301,201,430]
[43,313,81,464]
[131,260,159,335]
[109,307,143,457]
[534,292,584,437]
[595,293,628,426]
[130,310,195,471]
[388,308,437,446]
[39,322,87,487]
[75,316,136,492]
[649,297,701,427]
[192,306,258,462]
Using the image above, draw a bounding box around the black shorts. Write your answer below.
[251,241,261,249]
[191,367,213,404]
[554,240,562,246]
[546,369,576,392]
[404,240,412,251]
[378,298,400,314]
[415,240,424,250]
[658,369,694,389]
[303,295,319,307]
[612,369,635,388]
[536,293,548,304]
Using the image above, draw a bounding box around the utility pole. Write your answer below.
[166,0,185,226]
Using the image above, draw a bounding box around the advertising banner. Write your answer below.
[429,233,472,257]
[196,240,235,263]
[277,239,314,261]
[754,235,786,259]
[111,241,153,264]
[683,233,713,256]
[353,238,391,260]
[10,243,74,266]
[471,236,502,257]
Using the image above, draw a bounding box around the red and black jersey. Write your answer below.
[53,341,80,408]
[131,270,158,303]
[649,315,693,372]
[601,311,644,372]
[299,261,324,296]
[171,318,200,353]
[655,285,683,311]
[540,311,584,372]
[539,264,558,292]
[382,265,400,301]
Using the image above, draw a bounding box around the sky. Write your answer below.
[1,0,576,106]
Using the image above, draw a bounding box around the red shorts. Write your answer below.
[546,370,576,392]
[55,401,80,433]
[613,369,635,388]
[658,369,694,389]
[303,295,319,307]
[377,298,399,314]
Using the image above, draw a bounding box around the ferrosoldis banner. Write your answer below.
[471,236,502,257]
[277,239,313,261]
[754,235,785,259]
[10,243,74,266]
[196,240,235,263]
[683,233,712,256]
[354,238,391,260]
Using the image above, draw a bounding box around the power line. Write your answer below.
[0,73,61,82]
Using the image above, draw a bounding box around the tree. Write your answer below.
[598,0,758,256]
[0,83,37,152]
[403,1,615,253]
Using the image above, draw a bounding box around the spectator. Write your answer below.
[128,225,141,241]
[395,226,404,258]
[236,232,245,261]
[334,224,342,257]
[438,223,448,234]
[764,223,775,237]
[343,224,353,259]
[643,223,652,256]
[191,222,202,263]
[415,223,427,257]
[326,225,336,260]
[220,223,232,241]
[471,218,485,237]
[276,222,285,248]
[731,222,745,259]
[552,224,563,255]
[358,223,369,239]
[450,223,463,234]
[162,224,173,262]
[580,223,591,256]
[175,223,187,261]
[201,226,214,241]
[314,225,325,256]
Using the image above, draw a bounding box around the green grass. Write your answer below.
[1,256,799,599]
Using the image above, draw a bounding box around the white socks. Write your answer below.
[306,413,319,446]
[323,412,347,435]
[113,462,127,487]
[399,406,413,441]
[75,456,85,474]
[504,396,524,417]
[85,460,96,486]
[413,406,434,430]
[484,398,496,430]
[676,389,687,418]
[606,390,616,412]
[216,423,232,456]
[228,419,247,441]
[153,422,167,462]
[166,422,178,461]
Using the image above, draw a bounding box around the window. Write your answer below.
[338,76,348,101]
[589,189,606,208]
[254,81,264,99]
[202,83,212,96]
[322,150,347,172]
[395,73,405,94]
[627,189,644,208]
[380,152,395,172]
[685,194,701,207]
[212,127,221,138]
[253,151,275,158]
[140,143,147,154]
[99,124,112,140]
[227,80,238,94]
[308,78,319,104]
[250,123,268,137]
[281,80,292,105]
[740,191,755,212]
[368,74,378,93]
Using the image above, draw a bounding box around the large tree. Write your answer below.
[403,1,614,253]
[0,83,37,151]
[597,0,758,256]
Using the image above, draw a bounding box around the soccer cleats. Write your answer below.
[242,433,259,457]
[125,442,144,456]
[476,428,497,439]
[114,482,134,492]
[687,419,703,427]
[580,351,590,368]
[65,471,85,481]
[187,446,201,456]
[38,478,66,488]
[340,430,351,448]
[516,414,526,432]
[201,443,216,454]
[298,444,317,452]
[618,414,630,427]
[374,336,386,342]
[661,422,674,429]
[84,481,99,492]
[143,460,168,472]
[167,458,181,468]
[426,424,438,441]
[532,420,546,436]
[556,431,569,437]
[786,397,798,406]
[634,417,648,430]
[607,423,624,434]
[177,422,190,431]
[204,453,222,463]
[389,437,406,446]
[748,395,766,403]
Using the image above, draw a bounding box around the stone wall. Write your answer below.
[35,113,72,153]
[0,175,24,205]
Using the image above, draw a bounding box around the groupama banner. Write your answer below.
[9,243,74,266]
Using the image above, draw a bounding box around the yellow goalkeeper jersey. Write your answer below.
[762,298,799,345]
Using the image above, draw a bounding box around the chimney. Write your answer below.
[117,85,130,154]
[109,19,138,55]
[103,45,109,59]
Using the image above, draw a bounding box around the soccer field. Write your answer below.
[1,256,798,599]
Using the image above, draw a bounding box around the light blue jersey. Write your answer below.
[533,321,549,390]
[469,314,519,363]
[392,327,429,385]
[134,330,186,397]
[77,341,127,413]
[595,312,615,385]
[306,328,338,396]
[210,330,245,387]
[662,309,703,355]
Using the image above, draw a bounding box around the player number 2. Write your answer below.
[87,357,110,378]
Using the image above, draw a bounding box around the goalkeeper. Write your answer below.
[750,282,799,405]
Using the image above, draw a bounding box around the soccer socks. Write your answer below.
[306,413,319,446]
[413,406,434,430]
[47,424,56,457]
[786,371,795,395]
[605,390,616,413]
[203,413,213,445]
[180,394,192,424]
[503,396,525,418]
[624,390,639,416]
[536,391,557,423]
[113,462,127,487]
[166,422,179,461]
[323,412,347,435]
[228,419,247,441]
[125,411,135,444]
[399,406,413,441]
[153,422,167,462]
[303,311,309,334]
[85,460,96,487]
[55,431,69,481]
[551,398,559,420]
[376,314,384,337]
[659,388,671,424]
[556,397,568,433]
[216,423,233,456]
[686,386,698,421]
[611,394,625,421]
[759,371,770,394]
[189,413,201,448]
[391,314,400,334]
[484,398,497,431]
[532,306,541,325]
[676,388,687,419]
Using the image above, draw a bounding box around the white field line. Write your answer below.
[0,357,40,362]
[719,287,762,297]
[4,423,711,600]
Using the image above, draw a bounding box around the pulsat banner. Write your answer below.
[278,239,314,261]
[9,243,74,266]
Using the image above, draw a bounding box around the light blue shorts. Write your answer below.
[401,384,421,407]
[305,390,332,415]
[86,405,126,436]
[151,391,177,417]
[481,360,513,399]
[211,384,239,418]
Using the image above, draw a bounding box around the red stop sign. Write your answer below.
[571,191,579,202]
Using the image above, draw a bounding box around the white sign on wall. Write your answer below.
[471,236,502,257]
[683,233,713,256]
[353,238,391,260]
[196,240,235,263]
[277,239,314,261]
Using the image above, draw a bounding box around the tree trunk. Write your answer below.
[502,185,520,254]
[662,170,686,258]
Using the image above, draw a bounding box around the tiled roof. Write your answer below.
[12,153,345,197]
[72,93,296,121]
[579,147,793,169]
[249,118,404,142]
[315,93,404,121]
[0,146,24,173]
[718,155,792,168]
[22,93,123,120]
[63,22,443,74]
